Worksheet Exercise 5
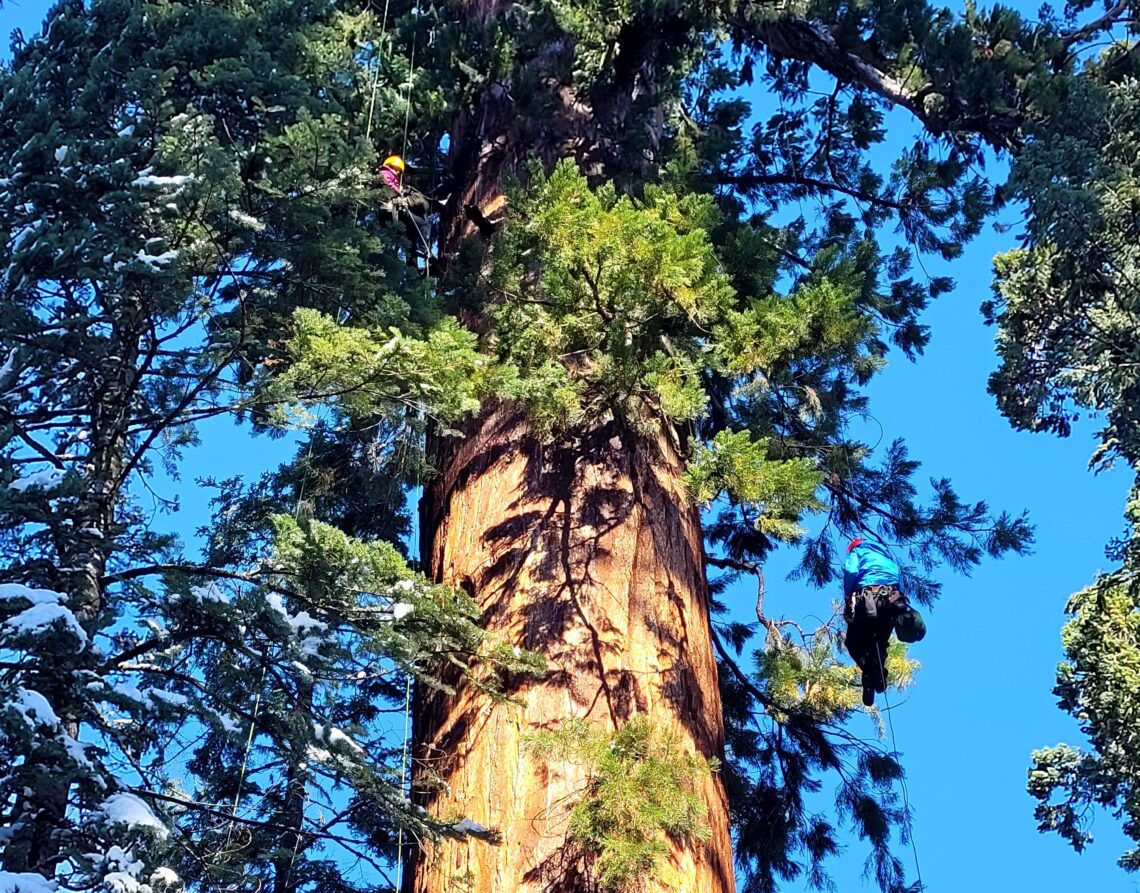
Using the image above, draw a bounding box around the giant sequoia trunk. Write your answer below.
[407,6,735,888]
[410,410,735,893]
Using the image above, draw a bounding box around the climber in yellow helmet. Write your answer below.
[378,154,438,269]
[380,154,406,191]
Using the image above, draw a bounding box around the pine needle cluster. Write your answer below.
[527,717,716,891]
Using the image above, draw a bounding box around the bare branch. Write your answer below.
[0,409,69,470]
[707,555,770,629]
[1060,0,1131,51]
[711,625,774,712]
[741,14,1022,149]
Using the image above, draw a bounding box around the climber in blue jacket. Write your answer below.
[842,537,926,707]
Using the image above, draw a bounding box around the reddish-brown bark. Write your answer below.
[407,4,736,885]
[409,409,735,893]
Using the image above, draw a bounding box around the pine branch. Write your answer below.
[0,408,69,469]
[720,170,908,213]
[136,787,403,877]
[116,360,240,488]
[824,476,1005,540]
[101,562,294,596]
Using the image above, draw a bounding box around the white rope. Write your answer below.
[224,663,268,852]
[395,671,414,886]
[875,646,925,891]
[364,0,393,144]
[400,17,418,160]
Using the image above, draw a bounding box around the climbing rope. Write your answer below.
[363,0,435,276]
[395,670,414,887]
[224,663,268,852]
[213,11,428,885]
[361,9,428,879]
[281,785,311,893]
[874,649,925,892]
[293,425,319,519]
[362,0,421,164]
[224,432,319,869]
[396,406,425,884]
[400,6,418,161]
[364,0,393,145]
[398,6,433,277]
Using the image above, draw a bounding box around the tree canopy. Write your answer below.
[986,36,1140,870]
[0,0,1127,890]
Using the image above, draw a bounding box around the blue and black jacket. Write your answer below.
[843,538,902,599]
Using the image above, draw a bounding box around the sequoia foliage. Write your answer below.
[987,37,1140,870]
[2,0,1125,890]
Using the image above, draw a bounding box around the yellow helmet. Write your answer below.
[382,154,406,173]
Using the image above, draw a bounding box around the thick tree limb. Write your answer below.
[1060,0,1131,51]
[740,13,1022,149]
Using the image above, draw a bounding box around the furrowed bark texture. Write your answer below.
[410,409,735,893]
[409,3,735,885]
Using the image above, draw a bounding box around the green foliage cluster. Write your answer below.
[1028,576,1140,869]
[756,629,916,719]
[140,512,543,888]
[485,159,735,433]
[986,42,1140,866]
[0,0,1113,883]
[527,717,715,891]
[268,308,494,429]
[686,430,824,543]
[987,60,1140,477]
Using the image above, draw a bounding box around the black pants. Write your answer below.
[845,587,900,706]
[400,210,431,257]
[380,197,433,267]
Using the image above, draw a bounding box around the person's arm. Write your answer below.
[401,187,432,215]
[842,551,861,599]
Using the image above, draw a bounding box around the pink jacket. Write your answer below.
[381,167,402,194]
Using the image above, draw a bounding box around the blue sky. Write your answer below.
[758,215,1138,890]
[3,0,1137,890]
